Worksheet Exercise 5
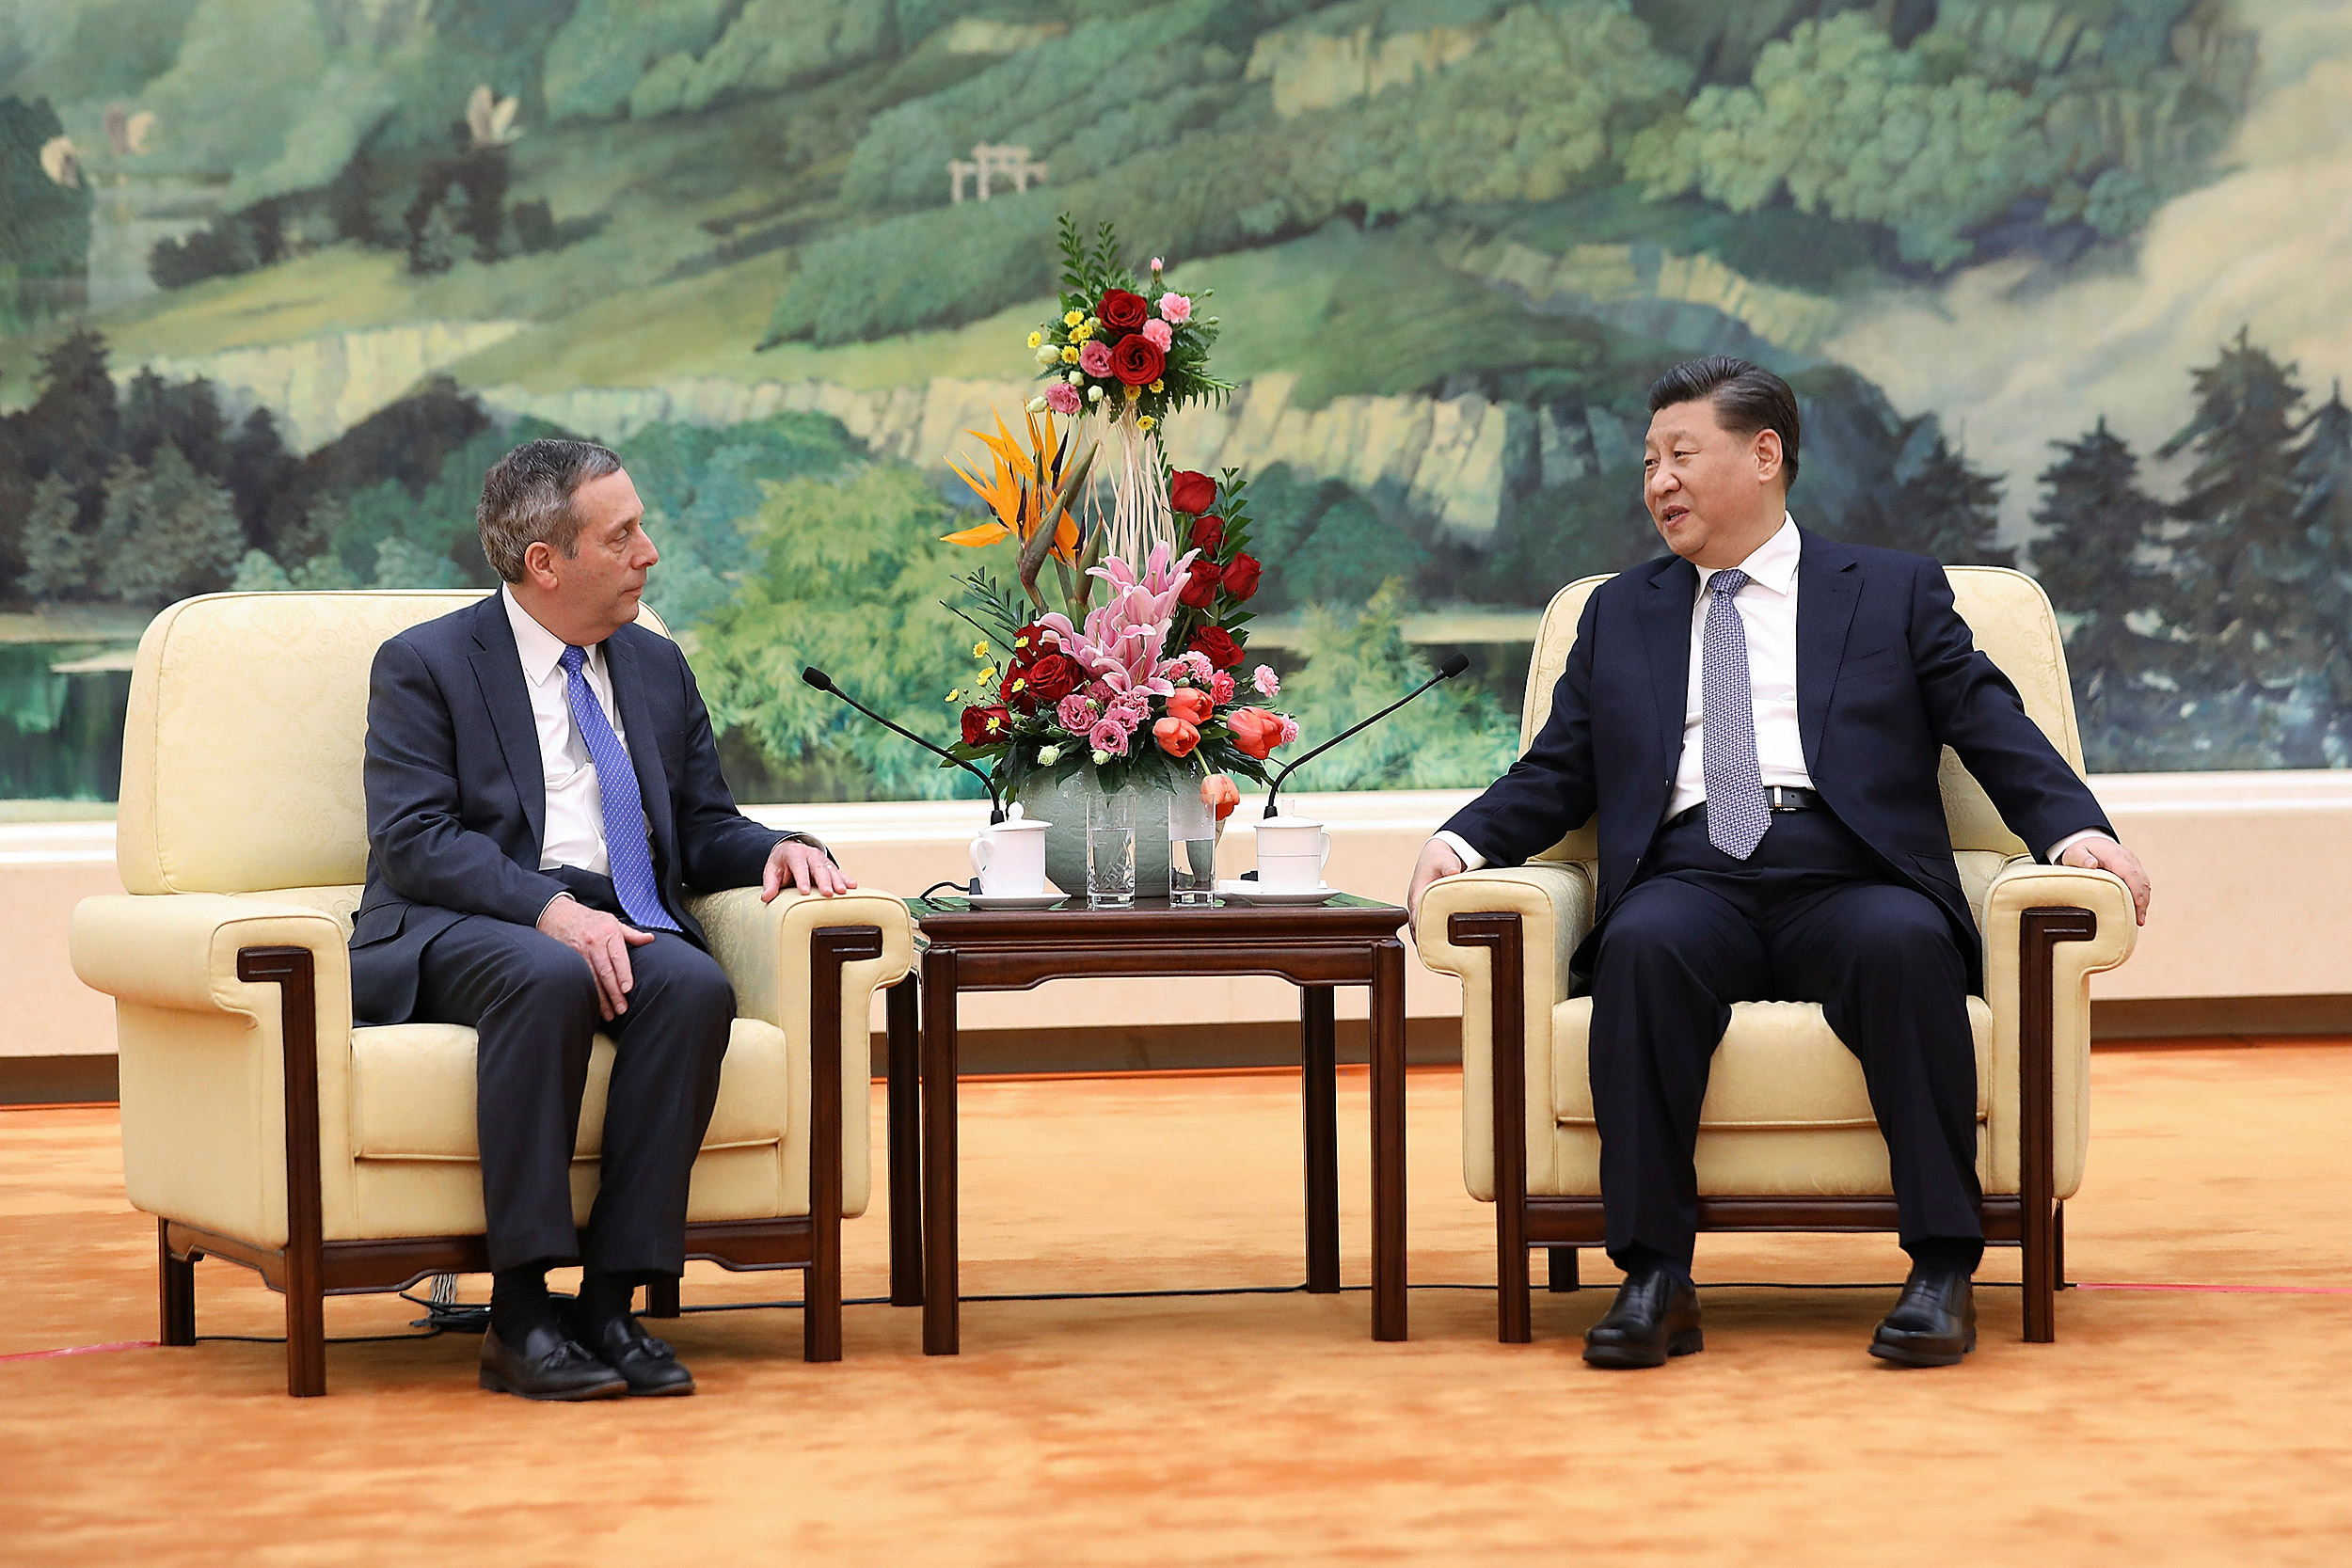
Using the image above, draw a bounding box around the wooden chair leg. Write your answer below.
[1548,1245,1579,1292]
[158,1221,196,1346]
[802,927,877,1365]
[644,1275,681,1319]
[240,946,327,1396]
[2054,1202,2067,1290]
[2017,909,2092,1345]
[1448,912,1530,1343]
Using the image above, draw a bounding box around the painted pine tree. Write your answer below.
[2158,329,2320,765]
[2289,384,2352,763]
[2029,418,2174,768]
[1857,433,2014,566]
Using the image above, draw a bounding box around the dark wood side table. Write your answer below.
[884,894,1411,1354]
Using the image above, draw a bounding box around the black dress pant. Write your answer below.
[414,881,736,1277]
[1586,808,1983,1273]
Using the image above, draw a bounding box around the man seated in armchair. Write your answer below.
[1408,358,2153,1370]
[352,438,854,1402]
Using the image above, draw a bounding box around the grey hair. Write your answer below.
[476,437,625,583]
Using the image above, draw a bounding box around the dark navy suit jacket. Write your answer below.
[1440,529,2113,991]
[349,594,785,1025]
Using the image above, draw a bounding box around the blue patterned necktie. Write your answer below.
[1700,568,1771,860]
[559,644,677,931]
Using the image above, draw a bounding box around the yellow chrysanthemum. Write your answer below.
[1124,383,1141,402]
[977,665,997,684]
[1137,415,1156,431]
[1026,331,1042,349]
[1071,322,1092,342]
[971,640,990,658]
[1060,345,1080,364]
[1148,379,1164,393]
[1063,309,1083,326]
[946,689,963,704]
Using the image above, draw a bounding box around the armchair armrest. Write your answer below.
[1413,862,1593,997]
[1411,862,1594,1206]
[1979,861,2137,1202]
[71,894,358,1261]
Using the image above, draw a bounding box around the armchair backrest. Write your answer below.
[117,591,672,895]
[1518,563,2085,864]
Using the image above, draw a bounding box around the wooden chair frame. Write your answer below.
[155,926,884,1397]
[1446,906,2099,1344]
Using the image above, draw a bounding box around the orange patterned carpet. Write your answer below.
[5,1044,2351,1564]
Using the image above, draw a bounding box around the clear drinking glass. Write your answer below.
[1168,786,1217,906]
[1087,787,1136,909]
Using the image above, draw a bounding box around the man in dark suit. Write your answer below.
[353,438,854,1401]
[1409,358,2152,1370]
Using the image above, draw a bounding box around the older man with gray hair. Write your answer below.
[350,438,850,1402]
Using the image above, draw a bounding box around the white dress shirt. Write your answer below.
[1436,515,2106,870]
[503,584,629,879]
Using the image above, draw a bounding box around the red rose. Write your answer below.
[961,705,1011,746]
[1025,651,1083,702]
[1177,557,1222,610]
[1098,288,1148,332]
[1189,626,1243,670]
[1002,665,1040,712]
[1168,470,1217,515]
[1188,514,1224,552]
[1109,333,1164,387]
[1220,552,1262,602]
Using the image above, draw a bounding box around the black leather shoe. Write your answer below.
[1870,1262,1978,1368]
[479,1320,628,1401]
[1582,1267,1703,1370]
[562,1305,696,1397]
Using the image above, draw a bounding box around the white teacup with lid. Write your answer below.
[969,805,1051,896]
[1253,814,1331,891]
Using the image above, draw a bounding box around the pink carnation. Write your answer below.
[1158,293,1192,325]
[1140,318,1172,352]
[1078,340,1114,377]
[1251,664,1280,697]
[1057,693,1101,735]
[1277,715,1300,745]
[1088,718,1133,756]
[1044,381,1081,415]
[1209,671,1234,704]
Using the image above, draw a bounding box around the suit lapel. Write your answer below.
[1795,528,1863,776]
[1639,554,1699,760]
[602,631,676,863]
[466,595,548,854]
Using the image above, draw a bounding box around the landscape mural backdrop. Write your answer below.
[2,0,2347,803]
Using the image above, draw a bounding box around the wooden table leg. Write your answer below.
[1369,938,1407,1341]
[1299,986,1341,1293]
[886,973,923,1307]
[921,946,960,1355]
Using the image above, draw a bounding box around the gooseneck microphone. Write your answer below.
[802,666,1006,823]
[1261,653,1470,820]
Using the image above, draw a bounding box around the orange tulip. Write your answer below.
[1166,688,1212,725]
[1201,773,1241,821]
[1152,717,1200,758]
[1226,706,1286,761]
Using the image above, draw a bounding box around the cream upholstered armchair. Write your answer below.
[1416,567,2137,1344]
[70,592,914,1396]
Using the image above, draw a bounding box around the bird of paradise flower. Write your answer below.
[943,407,1100,614]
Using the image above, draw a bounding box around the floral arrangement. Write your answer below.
[940,217,1286,807]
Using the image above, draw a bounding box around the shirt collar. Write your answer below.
[501,584,587,685]
[1698,513,1800,598]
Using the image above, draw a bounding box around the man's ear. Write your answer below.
[1753,428,1785,487]
[522,539,559,590]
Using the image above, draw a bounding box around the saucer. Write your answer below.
[964,890,1071,910]
[1214,879,1338,906]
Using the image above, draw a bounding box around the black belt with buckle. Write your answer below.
[1664,786,1824,833]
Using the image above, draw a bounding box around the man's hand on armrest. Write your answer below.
[537,895,654,1021]
[1407,837,1468,922]
[2056,835,2152,926]
[761,837,856,902]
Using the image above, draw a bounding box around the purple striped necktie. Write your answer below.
[559,644,677,931]
[1700,568,1771,860]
